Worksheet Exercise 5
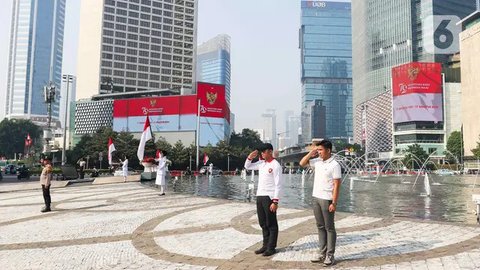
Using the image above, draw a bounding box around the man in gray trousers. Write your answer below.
[300,140,341,266]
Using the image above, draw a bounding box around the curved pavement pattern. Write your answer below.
[1,182,480,269]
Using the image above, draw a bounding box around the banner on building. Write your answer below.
[197,82,229,122]
[392,62,443,124]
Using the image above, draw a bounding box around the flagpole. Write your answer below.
[196,99,200,171]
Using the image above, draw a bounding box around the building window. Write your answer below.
[128,18,139,25]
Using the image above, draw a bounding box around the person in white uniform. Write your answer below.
[245,143,283,257]
[300,140,341,267]
[119,156,129,182]
[155,150,167,195]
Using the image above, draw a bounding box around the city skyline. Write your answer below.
[0,0,302,134]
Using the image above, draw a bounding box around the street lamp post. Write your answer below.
[43,82,56,154]
[189,153,192,170]
[61,75,74,165]
[227,154,230,172]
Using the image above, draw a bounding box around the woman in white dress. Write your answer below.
[119,156,129,182]
[155,150,167,195]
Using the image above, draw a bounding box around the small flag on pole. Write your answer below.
[108,137,116,165]
[137,115,153,161]
[203,153,209,165]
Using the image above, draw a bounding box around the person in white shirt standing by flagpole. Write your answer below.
[119,156,129,183]
[244,143,283,257]
[300,140,341,267]
[155,150,167,195]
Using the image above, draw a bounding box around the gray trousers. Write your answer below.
[312,198,336,256]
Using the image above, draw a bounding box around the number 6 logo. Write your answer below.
[423,15,461,54]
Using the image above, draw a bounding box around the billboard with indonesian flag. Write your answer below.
[392,62,443,124]
[112,82,230,146]
[197,82,229,122]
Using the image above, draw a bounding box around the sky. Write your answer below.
[0,0,302,133]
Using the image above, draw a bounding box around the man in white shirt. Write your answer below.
[245,143,283,257]
[300,140,341,266]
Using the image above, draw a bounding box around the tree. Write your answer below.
[403,144,429,169]
[446,131,462,163]
[0,119,42,159]
[230,129,263,150]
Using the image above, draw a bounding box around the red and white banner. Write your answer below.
[392,62,443,123]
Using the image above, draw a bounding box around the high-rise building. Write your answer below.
[352,0,476,155]
[5,0,66,122]
[76,0,198,100]
[299,0,353,142]
[197,34,231,105]
[460,9,480,158]
[310,99,327,140]
[60,75,76,129]
[287,115,301,147]
[261,109,277,148]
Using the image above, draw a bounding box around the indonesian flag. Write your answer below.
[203,153,209,165]
[25,134,32,147]
[137,115,153,161]
[156,149,162,159]
[108,137,116,165]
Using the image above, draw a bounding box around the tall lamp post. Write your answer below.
[227,153,230,172]
[61,75,74,165]
[43,82,56,154]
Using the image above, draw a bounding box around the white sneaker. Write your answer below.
[323,255,335,266]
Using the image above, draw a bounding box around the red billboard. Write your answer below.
[113,95,197,117]
[392,62,443,123]
[197,82,228,121]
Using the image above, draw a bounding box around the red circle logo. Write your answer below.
[268,168,273,173]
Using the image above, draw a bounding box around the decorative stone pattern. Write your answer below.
[2,182,480,269]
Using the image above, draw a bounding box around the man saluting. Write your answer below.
[245,143,283,257]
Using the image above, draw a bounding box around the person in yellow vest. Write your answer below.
[40,157,53,212]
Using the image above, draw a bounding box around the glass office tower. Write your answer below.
[197,34,231,106]
[5,0,66,121]
[352,0,476,156]
[300,0,352,142]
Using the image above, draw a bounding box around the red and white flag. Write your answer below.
[137,115,153,161]
[203,153,209,165]
[108,137,116,165]
[156,149,162,159]
[25,134,32,147]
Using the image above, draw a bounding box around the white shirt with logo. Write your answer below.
[244,159,283,200]
[309,157,341,200]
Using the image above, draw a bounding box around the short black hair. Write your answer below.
[257,143,274,152]
[318,140,333,150]
[161,150,168,157]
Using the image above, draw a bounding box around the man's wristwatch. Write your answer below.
[331,202,337,206]
[272,199,279,205]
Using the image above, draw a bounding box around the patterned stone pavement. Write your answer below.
[1,182,480,269]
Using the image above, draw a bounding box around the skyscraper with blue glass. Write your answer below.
[5,0,65,122]
[196,34,231,106]
[300,0,352,142]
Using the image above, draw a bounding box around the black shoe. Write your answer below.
[254,246,267,255]
[41,207,51,213]
[311,255,326,263]
[262,249,276,257]
[158,193,166,196]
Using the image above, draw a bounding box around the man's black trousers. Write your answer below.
[256,196,278,250]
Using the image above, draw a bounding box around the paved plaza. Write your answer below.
[2,182,480,269]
